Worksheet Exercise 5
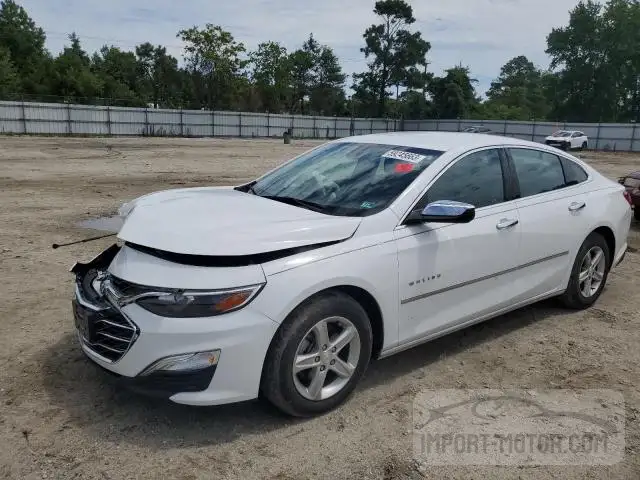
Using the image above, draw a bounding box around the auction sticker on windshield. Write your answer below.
[382,150,427,164]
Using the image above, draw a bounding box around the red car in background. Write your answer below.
[619,171,640,220]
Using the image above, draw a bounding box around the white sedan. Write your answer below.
[544,130,589,151]
[70,132,632,417]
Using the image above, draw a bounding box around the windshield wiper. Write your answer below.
[260,195,333,213]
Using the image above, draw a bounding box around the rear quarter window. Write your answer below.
[560,157,588,186]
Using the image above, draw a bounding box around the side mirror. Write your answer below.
[406,200,476,224]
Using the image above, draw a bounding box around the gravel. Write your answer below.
[0,137,638,479]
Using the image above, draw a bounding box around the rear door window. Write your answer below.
[509,148,566,197]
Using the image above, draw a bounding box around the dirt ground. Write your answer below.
[0,136,639,480]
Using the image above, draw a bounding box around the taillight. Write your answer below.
[623,190,633,206]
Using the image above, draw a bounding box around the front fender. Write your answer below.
[249,240,400,352]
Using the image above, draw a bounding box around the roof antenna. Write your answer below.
[52,233,116,249]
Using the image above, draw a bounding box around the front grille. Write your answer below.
[86,310,137,361]
[74,270,139,363]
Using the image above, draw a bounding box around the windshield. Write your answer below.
[248,142,443,217]
[552,131,571,137]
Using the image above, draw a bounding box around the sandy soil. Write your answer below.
[0,137,639,480]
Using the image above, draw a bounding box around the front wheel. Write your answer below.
[581,141,588,150]
[558,232,610,309]
[260,291,373,417]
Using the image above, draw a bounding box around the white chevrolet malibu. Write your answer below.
[71,132,632,417]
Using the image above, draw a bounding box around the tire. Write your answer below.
[260,291,373,417]
[581,141,588,150]
[634,208,640,221]
[558,232,611,310]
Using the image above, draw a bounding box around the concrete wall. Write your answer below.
[1,100,638,151]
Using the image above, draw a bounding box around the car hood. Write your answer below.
[116,187,362,256]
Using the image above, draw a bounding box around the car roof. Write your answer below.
[334,131,544,153]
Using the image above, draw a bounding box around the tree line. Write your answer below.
[0,0,638,122]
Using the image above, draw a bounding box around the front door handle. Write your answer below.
[568,201,586,212]
[496,218,519,230]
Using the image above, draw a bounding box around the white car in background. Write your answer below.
[70,132,631,417]
[545,130,589,151]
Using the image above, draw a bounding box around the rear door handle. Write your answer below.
[568,202,586,212]
[496,218,519,230]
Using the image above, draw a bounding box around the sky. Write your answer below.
[19,0,582,97]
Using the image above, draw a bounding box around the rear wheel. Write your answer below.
[559,232,610,309]
[260,291,372,417]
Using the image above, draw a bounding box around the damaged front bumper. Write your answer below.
[70,243,279,405]
[71,244,138,364]
[72,245,216,397]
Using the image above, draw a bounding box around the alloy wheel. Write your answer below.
[292,316,361,401]
[578,246,606,297]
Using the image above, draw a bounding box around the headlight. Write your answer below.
[135,285,264,318]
